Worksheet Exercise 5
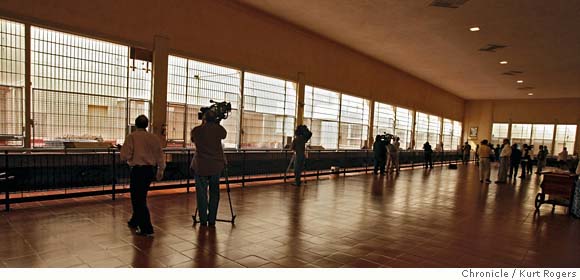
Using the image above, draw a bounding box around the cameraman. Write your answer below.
[291,126,307,186]
[190,110,227,227]
[373,135,387,175]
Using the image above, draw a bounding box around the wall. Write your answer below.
[463,99,580,154]
[0,0,464,122]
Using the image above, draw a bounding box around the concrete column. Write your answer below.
[410,109,417,149]
[368,100,375,147]
[24,24,31,148]
[151,36,169,145]
[295,72,305,126]
[575,120,580,155]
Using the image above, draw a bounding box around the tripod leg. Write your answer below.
[224,167,236,224]
[192,207,199,225]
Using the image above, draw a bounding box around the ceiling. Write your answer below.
[237,0,580,100]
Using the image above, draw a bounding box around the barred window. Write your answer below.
[531,124,554,153]
[339,94,369,149]
[442,119,453,150]
[30,26,151,147]
[491,123,509,145]
[554,125,576,154]
[0,19,25,146]
[415,112,440,149]
[242,72,296,149]
[166,55,240,148]
[452,121,462,150]
[373,102,395,136]
[511,124,532,146]
[394,107,413,150]
[304,86,340,149]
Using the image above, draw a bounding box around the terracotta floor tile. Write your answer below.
[0,164,578,267]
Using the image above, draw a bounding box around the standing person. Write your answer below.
[489,143,496,162]
[463,142,472,164]
[475,144,480,166]
[558,147,569,169]
[478,140,492,183]
[495,138,511,184]
[536,145,547,174]
[393,137,401,173]
[373,135,387,175]
[423,141,433,169]
[509,144,521,180]
[520,144,530,179]
[120,115,165,237]
[291,126,308,186]
[386,140,396,173]
[526,146,535,175]
[191,110,227,227]
[494,144,501,163]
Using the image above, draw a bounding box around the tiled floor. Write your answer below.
[1,164,579,268]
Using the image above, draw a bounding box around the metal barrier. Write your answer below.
[0,148,464,210]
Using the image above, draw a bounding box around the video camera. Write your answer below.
[377,132,396,145]
[296,125,313,142]
[198,100,232,123]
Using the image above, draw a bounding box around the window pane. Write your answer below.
[304,86,340,149]
[554,125,576,154]
[511,124,532,146]
[491,123,509,145]
[30,26,151,147]
[242,72,296,149]
[373,102,395,136]
[0,19,25,146]
[166,55,241,148]
[531,124,554,153]
[394,107,413,150]
[452,121,462,151]
[442,119,453,150]
[339,94,369,149]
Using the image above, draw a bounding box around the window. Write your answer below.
[415,112,441,149]
[442,119,453,150]
[166,55,241,148]
[491,123,509,145]
[304,86,340,149]
[339,94,369,149]
[394,107,413,150]
[511,124,532,146]
[554,125,576,154]
[373,102,395,136]
[0,19,25,146]
[30,26,151,147]
[242,72,296,149]
[452,121,462,151]
[531,124,554,154]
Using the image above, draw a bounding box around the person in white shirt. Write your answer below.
[558,147,569,162]
[120,115,165,237]
[496,138,512,183]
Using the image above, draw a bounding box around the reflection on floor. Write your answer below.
[0,164,579,268]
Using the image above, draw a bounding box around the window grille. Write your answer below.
[30,26,151,147]
[242,72,296,149]
[554,125,576,154]
[304,86,340,149]
[0,19,25,146]
[339,94,369,149]
[166,55,240,148]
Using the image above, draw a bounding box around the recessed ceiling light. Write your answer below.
[517,80,524,83]
[469,27,480,32]
[500,61,508,65]
[528,93,534,96]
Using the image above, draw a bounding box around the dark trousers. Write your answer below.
[195,174,221,224]
[520,161,528,178]
[424,153,433,168]
[374,157,386,174]
[294,153,305,185]
[509,162,519,178]
[129,166,155,233]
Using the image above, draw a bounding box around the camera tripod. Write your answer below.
[191,166,237,225]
